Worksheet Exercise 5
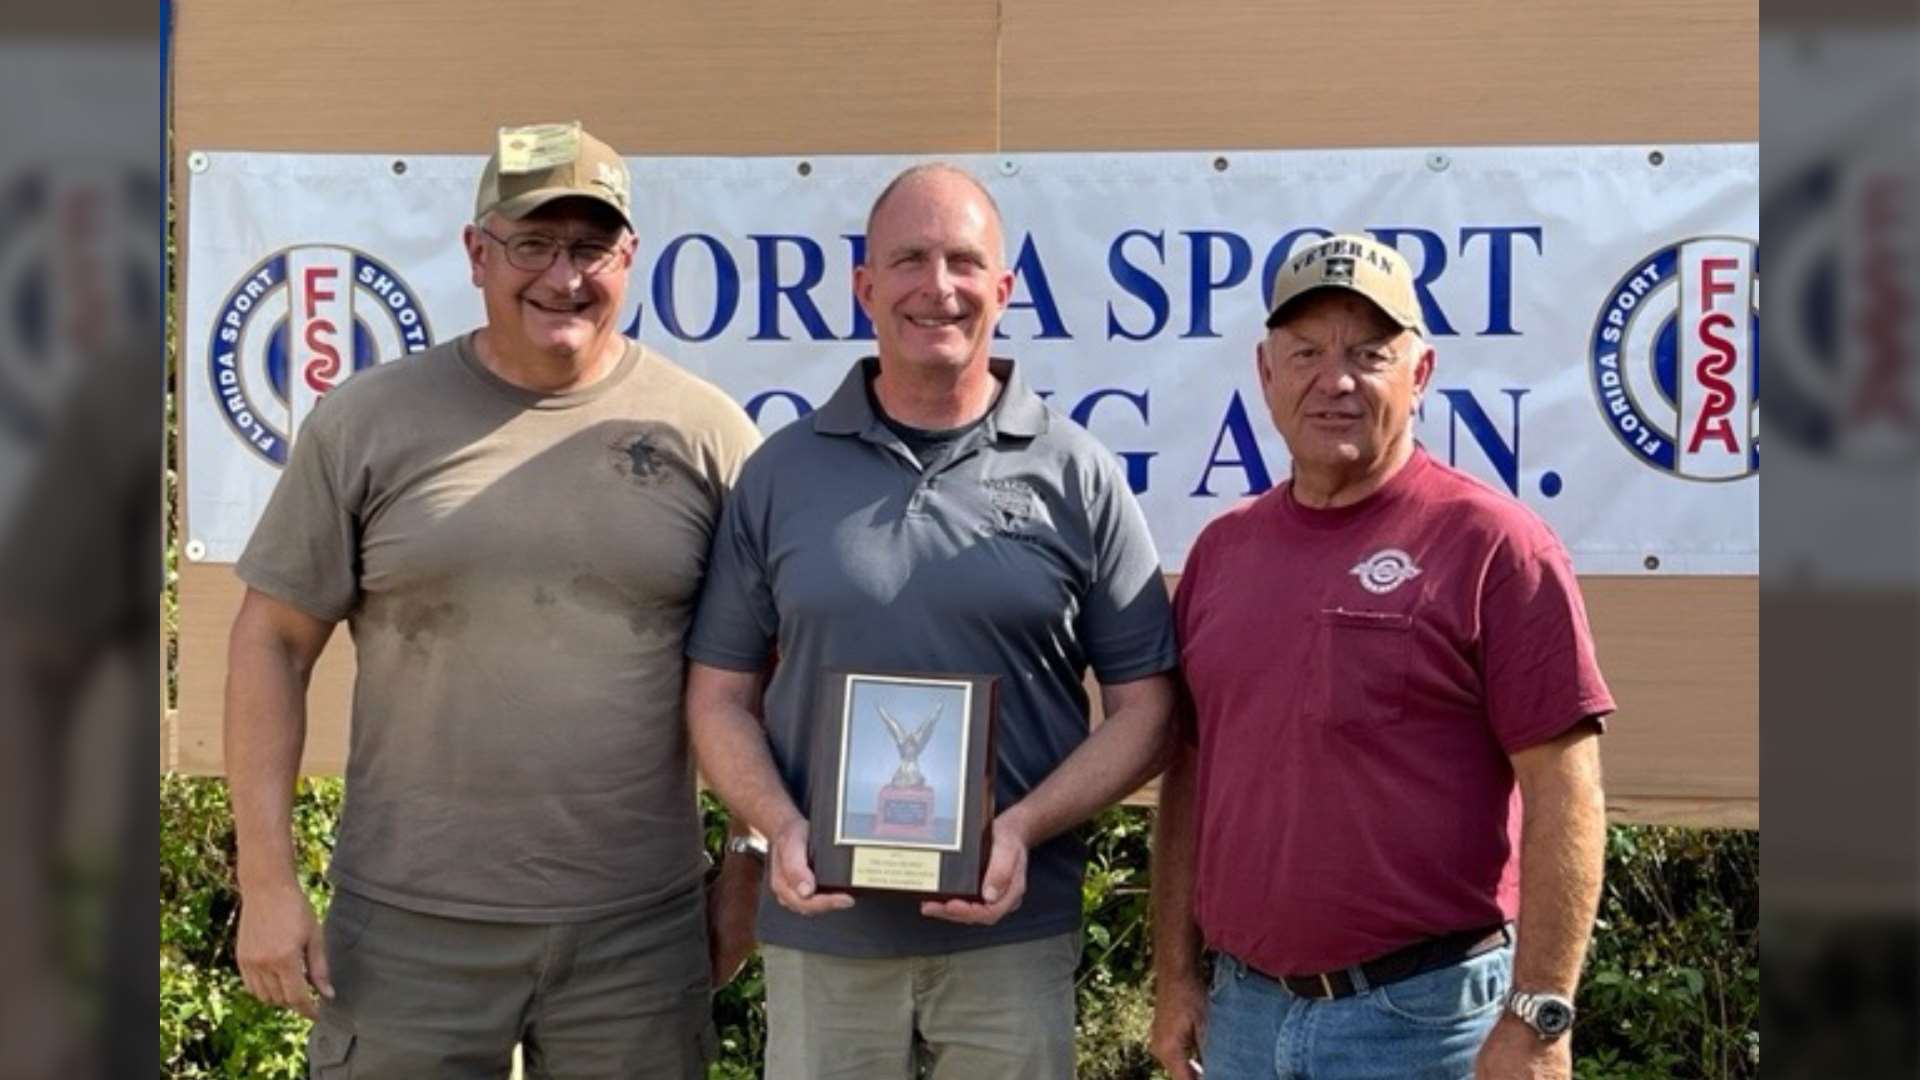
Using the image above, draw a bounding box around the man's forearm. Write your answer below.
[1150,741,1204,984]
[1002,674,1174,846]
[225,634,314,894]
[689,693,805,839]
[1511,733,1607,993]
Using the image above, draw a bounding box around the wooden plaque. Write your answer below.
[808,671,998,899]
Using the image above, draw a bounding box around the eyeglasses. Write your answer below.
[478,227,627,275]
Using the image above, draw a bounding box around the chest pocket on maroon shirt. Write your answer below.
[1316,608,1414,730]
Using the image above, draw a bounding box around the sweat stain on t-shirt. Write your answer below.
[391,599,468,644]
[568,573,671,641]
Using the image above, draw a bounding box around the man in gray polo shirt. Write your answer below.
[686,163,1177,1079]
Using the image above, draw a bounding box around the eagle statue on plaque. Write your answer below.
[872,702,941,840]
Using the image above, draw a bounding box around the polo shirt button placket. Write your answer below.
[910,462,946,513]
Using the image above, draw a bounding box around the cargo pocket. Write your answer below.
[1317,608,1414,731]
[306,1019,355,1078]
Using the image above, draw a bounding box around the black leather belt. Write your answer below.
[1256,922,1513,1001]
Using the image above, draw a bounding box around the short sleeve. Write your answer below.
[702,393,764,499]
[234,404,361,622]
[685,457,780,672]
[1479,529,1616,754]
[1077,450,1177,685]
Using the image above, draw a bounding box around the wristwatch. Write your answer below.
[725,833,769,860]
[1505,990,1575,1039]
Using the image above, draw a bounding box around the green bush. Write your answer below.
[1066,817,1762,1080]
[161,778,1756,1079]
[160,775,339,1077]
[1577,826,1760,1079]
[702,796,768,1080]
[1076,806,1158,1079]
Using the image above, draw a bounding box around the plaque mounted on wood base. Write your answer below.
[808,670,998,900]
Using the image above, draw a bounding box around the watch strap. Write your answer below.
[1506,989,1574,1038]
[726,833,769,859]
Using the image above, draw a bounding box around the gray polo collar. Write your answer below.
[813,356,1050,441]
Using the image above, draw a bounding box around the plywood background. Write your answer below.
[168,0,1759,828]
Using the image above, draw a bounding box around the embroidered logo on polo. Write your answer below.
[976,478,1051,546]
[1350,548,1422,595]
[984,478,1037,529]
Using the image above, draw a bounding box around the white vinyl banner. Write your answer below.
[182,146,1758,572]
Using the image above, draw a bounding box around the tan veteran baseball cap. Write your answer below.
[473,121,632,228]
[1265,233,1428,338]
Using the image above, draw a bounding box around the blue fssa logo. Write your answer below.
[207,246,433,465]
[1589,237,1759,481]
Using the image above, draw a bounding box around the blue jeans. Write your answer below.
[1201,945,1512,1080]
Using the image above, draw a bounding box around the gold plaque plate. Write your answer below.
[849,846,942,892]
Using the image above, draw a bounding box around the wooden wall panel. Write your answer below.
[171,0,1003,156]
[175,565,353,776]
[169,0,1759,828]
[1000,0,1757,150]
[1581,577,1757,806]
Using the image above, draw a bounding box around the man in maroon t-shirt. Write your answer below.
[1148,234,1613,1080]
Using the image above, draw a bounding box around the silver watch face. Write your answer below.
[1533,998,1574,1036]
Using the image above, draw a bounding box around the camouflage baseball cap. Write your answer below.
[1266,233,1428,338]
[473,121,632,228]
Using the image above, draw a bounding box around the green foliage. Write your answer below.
[1062,816,1761,1080]
[1076,805,1160,1080]
[702,791,770,1080]
[162,781,1756,1079]
[160,775,339,1078]
[1576,826,1760,1080]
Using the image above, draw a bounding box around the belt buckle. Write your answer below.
[1318,972,1336,999]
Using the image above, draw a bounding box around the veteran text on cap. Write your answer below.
[1265,234,1428,338]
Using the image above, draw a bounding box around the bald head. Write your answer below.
[863,163,1006,267]
[853,161,1015,382]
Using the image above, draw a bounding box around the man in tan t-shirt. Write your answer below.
[225,123,764,1078]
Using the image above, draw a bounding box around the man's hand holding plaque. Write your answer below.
[768,817,856,916]
[919,807,1031,925]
